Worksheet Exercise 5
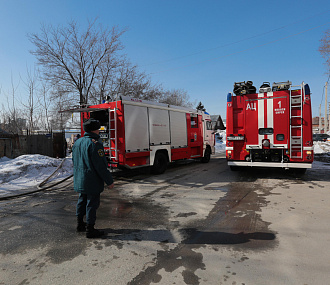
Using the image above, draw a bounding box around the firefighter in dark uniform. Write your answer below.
[72,118,114,238]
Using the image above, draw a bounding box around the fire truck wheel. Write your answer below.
[151,152,168,174]
[201,148,211,163]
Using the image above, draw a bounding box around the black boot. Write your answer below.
[86,224,104,238]
[76,217,86,232]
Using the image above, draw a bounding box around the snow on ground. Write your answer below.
[313,141,330,154]
[0,155,73,198]
[0,133,329,198]
[215,130,226,153]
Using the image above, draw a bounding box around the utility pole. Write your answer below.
[319,104,322,133]
[325,82,328,133]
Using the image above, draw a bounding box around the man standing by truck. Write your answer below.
[72,118,114,238]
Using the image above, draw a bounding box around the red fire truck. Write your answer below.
[73,96,215,174]
[226,81,313,172]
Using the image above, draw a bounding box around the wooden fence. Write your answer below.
[0,132,66,159]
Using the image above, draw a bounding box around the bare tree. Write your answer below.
[37,81,53,132]
[21,67,40,133]
[88,59,164,103]
[49,86,74,130]
[160,89,195,108]
[90,53,125,103]
[2,75,26,134]
[114,62,159,100]
[319,29,330,74]
[29,17,196,116]
[29,19,127,106]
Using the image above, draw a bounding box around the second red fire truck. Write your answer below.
[72,96,215,174]
[226,81,313,172]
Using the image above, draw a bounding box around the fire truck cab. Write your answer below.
[226,81,313,172]
[75,96,214,174]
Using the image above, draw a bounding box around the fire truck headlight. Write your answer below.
[227,150,232,155]
[262,140,270,147]
[306,151,312,155]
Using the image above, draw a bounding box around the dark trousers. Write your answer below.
[76,193,101,225]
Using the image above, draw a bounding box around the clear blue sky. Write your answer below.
[0,0,329,118]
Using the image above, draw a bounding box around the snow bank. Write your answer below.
[313,141,330,154]
[215,130,226,153]
[0,156,11,163]
[0,155,73,197]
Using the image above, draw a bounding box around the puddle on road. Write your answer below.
[191,182,278,251]
[109,200,133,217]
[95,180,277,257]
[180,229,276,246]
[98,189,170,233]
[125,181,278,285]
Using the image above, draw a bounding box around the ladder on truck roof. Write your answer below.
[108,104,118,162]
[289,82,304,159]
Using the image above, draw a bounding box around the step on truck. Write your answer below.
[226,81,313,172]
[72,96,215,174]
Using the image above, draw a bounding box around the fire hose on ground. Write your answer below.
[0,158,73,201]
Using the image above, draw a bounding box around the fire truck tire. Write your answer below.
[151,152,168,174]
[201,148,211,163]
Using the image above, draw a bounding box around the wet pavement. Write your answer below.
[1,154,330,284]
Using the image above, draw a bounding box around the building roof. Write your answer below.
[0,128,17,138]
[0,128,9,135]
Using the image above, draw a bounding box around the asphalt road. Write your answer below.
[0,154,330,285]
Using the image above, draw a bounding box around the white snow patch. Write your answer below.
[215,130,226,153]
[0,154,73,197]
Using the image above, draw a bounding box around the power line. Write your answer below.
[151,21,330,74]
[143,9,330,67]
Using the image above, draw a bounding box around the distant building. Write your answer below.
[210,115,226,130]
[312,116,329,133]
